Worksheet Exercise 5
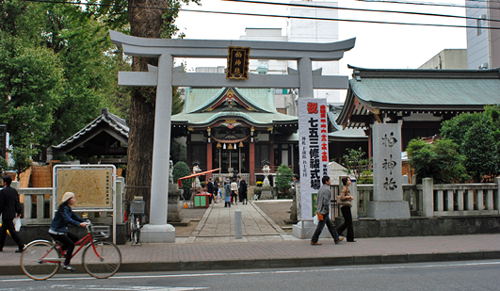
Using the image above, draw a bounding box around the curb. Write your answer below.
[4,251,500,277]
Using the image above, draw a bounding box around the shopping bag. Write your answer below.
[313,214,319,225]
[13,217,22,232]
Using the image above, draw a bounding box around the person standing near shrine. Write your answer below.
[224,179,231,208]
[207,178,215,204]
[230,178,238,205]
[213,177,220,203]
[311,176,344,246]
[239,179,248,204]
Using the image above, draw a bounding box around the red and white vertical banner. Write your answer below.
[297,98,329,220]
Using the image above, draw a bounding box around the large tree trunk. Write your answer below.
[125,0,168,222]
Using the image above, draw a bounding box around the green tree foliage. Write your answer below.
[0,33,65,148]
[172,161,192,200]
[275,164,293,195]
[440,112,486,149]
[484,105,500,140]
[0,156,9,175]
[342,147,372,183]
[406,138,469,184]
[11,146,37,180]
[0,0,131,149]
[440,110,500,182]
[462,123,500,182]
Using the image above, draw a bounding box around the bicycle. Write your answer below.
[20,221,122,280]
[128,196,145,245]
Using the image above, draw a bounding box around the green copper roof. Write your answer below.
[337,67,500,128]
[348,67,500,109]
[172,87,297,126]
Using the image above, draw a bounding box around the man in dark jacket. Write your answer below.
[207,177,215,204]
[0,175,24,252]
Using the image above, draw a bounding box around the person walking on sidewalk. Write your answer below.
[311,176,344,245]
[337,177,355,242]
[224,179,231,208]
[0,175,24,253]
[49,192,87,271]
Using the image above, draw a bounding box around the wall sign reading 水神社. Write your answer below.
[298,98,329,220]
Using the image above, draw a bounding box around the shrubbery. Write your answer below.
[406,138,470,184]
[275,164,293,197]
[172,161,193,200]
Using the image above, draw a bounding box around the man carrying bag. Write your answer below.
[310,176,344,246]
[0,175,25,253]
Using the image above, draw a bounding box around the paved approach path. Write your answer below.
[178,200,297,244]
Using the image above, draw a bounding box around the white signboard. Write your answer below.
[297,98,329,220]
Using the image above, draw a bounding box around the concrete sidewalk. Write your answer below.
[2,201,500,276]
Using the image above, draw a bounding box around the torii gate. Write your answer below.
[109,30,355,242]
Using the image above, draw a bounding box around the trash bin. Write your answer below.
[194,193,209,208]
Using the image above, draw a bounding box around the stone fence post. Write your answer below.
[422,178,434,217]
[116,177,125,223]
[350,179,358,220]
[495,177,500,215]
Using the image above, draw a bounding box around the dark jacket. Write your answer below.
[50,205,85,234]
[207,181,214,194]
[0,186,21,220]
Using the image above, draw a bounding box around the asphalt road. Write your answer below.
[1,260,499,291]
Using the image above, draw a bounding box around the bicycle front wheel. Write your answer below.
[21,240,61,280]
[83,240,121,279]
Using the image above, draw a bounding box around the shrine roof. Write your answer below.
[337,66,500,128]
[172,87,297,126]
[53,108,128,151]
[327,111,367,140]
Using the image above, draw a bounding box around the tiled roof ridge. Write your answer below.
[53,108,129,149]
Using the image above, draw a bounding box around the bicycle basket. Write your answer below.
[130,200,145,215]
[92,225,110,239]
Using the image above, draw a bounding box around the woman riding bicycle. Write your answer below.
[48,192,86,272]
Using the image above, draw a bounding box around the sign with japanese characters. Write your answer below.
[298,98,329,220]
[53,165,116,210]
[372,123,403,201]
[226,46,250,80]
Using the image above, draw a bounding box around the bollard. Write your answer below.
[235,209,242,239]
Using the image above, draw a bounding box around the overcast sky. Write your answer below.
[174,0,467,91]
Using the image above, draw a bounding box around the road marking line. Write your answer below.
[2,260,499,283]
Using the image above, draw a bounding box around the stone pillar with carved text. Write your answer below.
[367,122,410,219]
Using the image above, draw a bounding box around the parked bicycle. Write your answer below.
[20,221,121,280]
[128,196,145,245]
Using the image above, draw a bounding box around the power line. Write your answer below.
[223,0,500,23]
[357,0,500,10]
[25,0,500,29]
[180,8,500,29]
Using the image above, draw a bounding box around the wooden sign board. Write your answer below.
[54,166,115,210]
